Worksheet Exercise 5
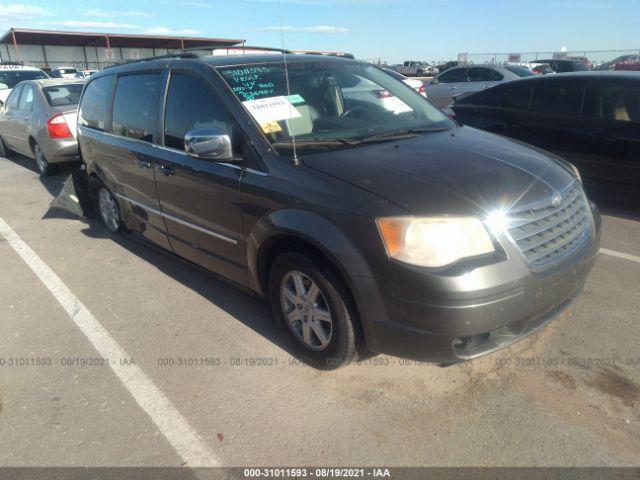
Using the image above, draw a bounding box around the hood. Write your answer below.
[303,126,576,216]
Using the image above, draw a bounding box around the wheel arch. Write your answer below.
[247,209,386,350]
[248,209,375,298]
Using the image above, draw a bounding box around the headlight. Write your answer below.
[376,216,495,268]
[568,162,582,183]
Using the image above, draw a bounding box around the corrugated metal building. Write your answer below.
[0,28,245,70]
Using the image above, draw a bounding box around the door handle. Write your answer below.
[159,164,175,176]
[135,158,151,169]
[449,86,458,90]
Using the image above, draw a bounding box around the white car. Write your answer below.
[74,70,98,79]
[0,64,49,105]
[50,67,78,79]
[343,74,420,115]
[383,68,427,97]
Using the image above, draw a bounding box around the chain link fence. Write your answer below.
[460,49,640,70]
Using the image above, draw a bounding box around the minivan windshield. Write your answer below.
[217,60,453,154]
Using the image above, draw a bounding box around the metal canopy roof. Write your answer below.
[0,28,245,49]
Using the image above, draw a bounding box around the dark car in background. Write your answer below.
[448,72,640,203]
[534,59,590,73]
[77,53,599,369]
[597,54,640,71]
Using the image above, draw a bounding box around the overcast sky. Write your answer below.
[0,0,638,63]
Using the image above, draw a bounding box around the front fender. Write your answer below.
[247,208,375,294]
[246,209,388,348]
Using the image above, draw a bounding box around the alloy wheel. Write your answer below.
[98,188,120,232]
[33,144,47,174]
[280,270,333,351]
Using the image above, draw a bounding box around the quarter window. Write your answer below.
[596,81,640,123]
[164,73,233,151]
[79,75,112,131]
[112,73,160,142]
[18,85,34,111]
[531,81,586,116]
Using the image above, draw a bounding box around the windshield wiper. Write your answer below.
[358,127,449,143]
[272,138,360,148]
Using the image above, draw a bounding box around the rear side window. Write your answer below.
[531,81,586,116]
[474,83,532,110]
[437,68,467,83]
[596,81,640,123]
[44,84,83,106]
[163,73,233,151]
[112,73,160,142]
[468,67,502,82]
[79,75,112,131]
[6,85,22,109]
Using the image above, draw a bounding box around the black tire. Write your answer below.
[32,142,56,177]
[0,135,10,158]
[96,185,123,233]
[268,252,357,369]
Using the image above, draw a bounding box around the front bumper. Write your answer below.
[358,202,601,363]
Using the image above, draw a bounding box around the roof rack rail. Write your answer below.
[106,44,295,68]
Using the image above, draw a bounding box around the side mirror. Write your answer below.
[184,128,233,161]
[430,78,439,85]
[0,83,8,91]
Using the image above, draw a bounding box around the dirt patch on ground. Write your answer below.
[546,369,577,390]
[586,367,640,408]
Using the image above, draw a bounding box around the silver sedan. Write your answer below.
[0,79,84,176]
[425,64,534,108]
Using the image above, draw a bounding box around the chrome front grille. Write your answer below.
[507,182,590,270]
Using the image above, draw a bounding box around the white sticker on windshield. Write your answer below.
[242,96,301,125]
[386,97,413,114]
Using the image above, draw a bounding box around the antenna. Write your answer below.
[277,1,299,166]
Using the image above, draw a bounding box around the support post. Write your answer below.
[11,28,21,63]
